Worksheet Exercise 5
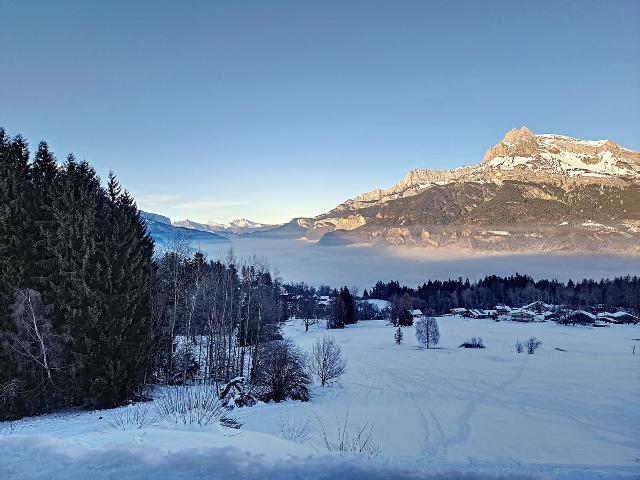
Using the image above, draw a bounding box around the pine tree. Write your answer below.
[0,132,32,315]
[1,130,158,417]
[0,132,35,417]
[394,326,403,345]
[30,141,58,288]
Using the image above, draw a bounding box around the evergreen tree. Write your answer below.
[1,130,157,417]
[394,326,403,345]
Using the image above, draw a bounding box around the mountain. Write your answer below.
[271,127,640,253]
[173,218,280,235]
[140,211,230,247]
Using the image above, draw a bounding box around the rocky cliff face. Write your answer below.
[266,128,640,253]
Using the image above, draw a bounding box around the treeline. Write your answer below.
[0,129,154,419]
[1,129,301,420]
[151,245,287,388]
[363,274,640,314]
[284,283,366,330]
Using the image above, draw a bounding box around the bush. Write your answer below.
[310,336,347,387]
[415,317,440,348]
[525,337,542,354]
[515,340,524,353]
[256,339,311,402]
[155,386,223,426]
[105,403,157,430]
[459,337,485,348]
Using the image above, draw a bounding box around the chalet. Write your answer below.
[597,311,639,324]
[450,307,469,316]
[410,309,424,320]
[558,310,597,325]
[468,309,498,319]
[469,309,488,319]
[509,309,538,322]
[495,305,511,315]
[317,296,331,306]
[523,301,555,314]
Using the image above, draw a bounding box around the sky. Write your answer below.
[1,0,639,224]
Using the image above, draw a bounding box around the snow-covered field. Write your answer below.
[2,317,639,479]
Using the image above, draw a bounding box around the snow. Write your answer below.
[2,318,639,479]
[486,135,639,178]
[365,298,392,310]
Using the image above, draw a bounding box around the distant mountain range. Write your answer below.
[144,127,640,254]
[139,211,230,247]
[172,218,280,235]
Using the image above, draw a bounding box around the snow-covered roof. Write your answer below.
[569,310,597,319]
[366,299,392,310]
[510,309,536,316]
[598,311,637,319]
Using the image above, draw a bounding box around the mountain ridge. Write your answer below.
[262,127,640,253]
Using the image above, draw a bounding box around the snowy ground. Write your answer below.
[1,317,639,479]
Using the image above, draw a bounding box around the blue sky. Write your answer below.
[1,0,639,224]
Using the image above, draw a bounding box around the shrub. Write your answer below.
[525,337,542,354]
[155,386,223,426]
[459,337,485,348]
[105,403,157,430]
[515,340,524,353]
[256,339,311,402]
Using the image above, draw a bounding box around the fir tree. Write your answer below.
[394,326,403,345]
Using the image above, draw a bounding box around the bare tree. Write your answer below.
[9,289,54,383]
[415,316,440,348]
[515,340,524,353]
[1,289,63,415]
[299,294,318,332]
[525,337,542,354]
[310,335,347,387]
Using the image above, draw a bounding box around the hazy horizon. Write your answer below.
[153,236,640,290]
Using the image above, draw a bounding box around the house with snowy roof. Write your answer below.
[523,301,555,314]
[596,311,639,324]
[509,308,538,322]
[558,310,597,325]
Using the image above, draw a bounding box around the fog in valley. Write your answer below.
[176,236,640,289]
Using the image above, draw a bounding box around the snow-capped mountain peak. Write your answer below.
[482,127,640,178]
[339,127,639,211]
